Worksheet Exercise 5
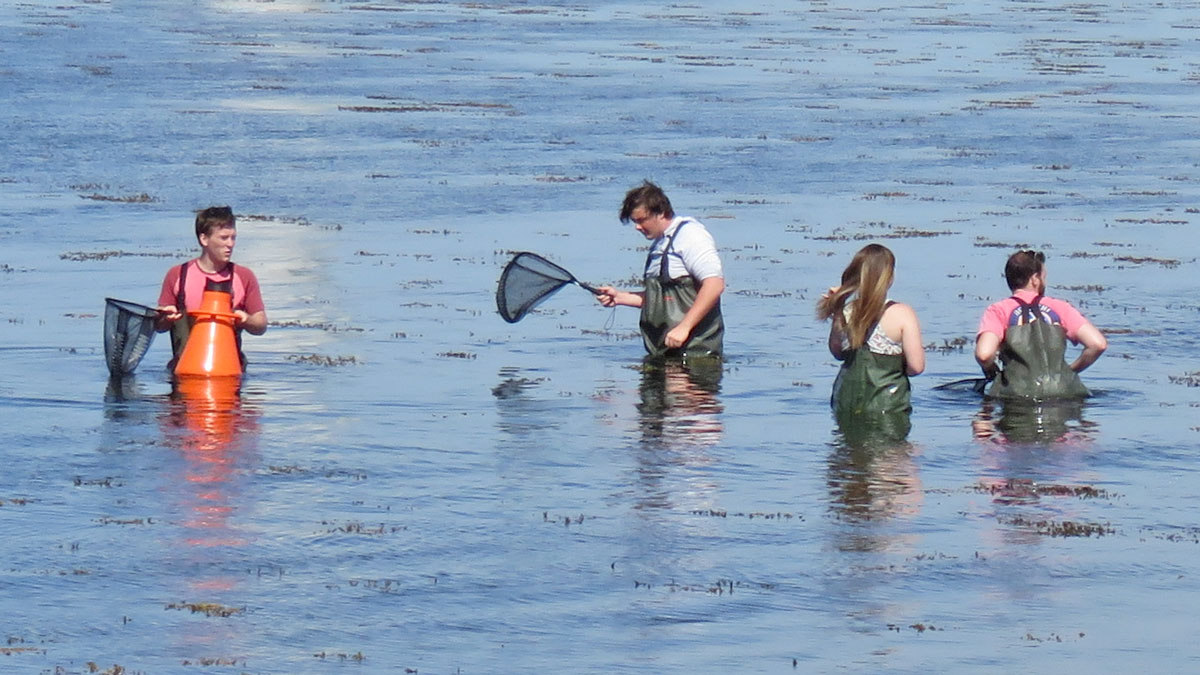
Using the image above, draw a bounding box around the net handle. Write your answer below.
[932,376,991,394]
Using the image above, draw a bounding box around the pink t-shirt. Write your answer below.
[158,260,265,315]
[977,289,1087,343]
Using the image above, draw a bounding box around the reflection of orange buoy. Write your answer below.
[175,281,243,377]
[171,372,245,548]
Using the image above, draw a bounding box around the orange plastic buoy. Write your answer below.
[174,282,243,377]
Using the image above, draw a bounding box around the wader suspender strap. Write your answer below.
[647,219,690,283]
[178,261,238,309]
[172,262,242,362]
[176,262,188,310]
[1011,294,1043,324]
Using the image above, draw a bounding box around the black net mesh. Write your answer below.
[104,298,160,376]
[496,252,577,323]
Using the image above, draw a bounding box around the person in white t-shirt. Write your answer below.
[596,181,725,358]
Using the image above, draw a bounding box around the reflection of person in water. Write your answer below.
[826,423,923,552]
[972,396,1096,446]
[817,244,924,430]
[162,377,258,547]
[637,358,724,449]
[631,358,724,514]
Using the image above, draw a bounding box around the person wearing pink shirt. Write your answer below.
[155,206,267,369]
[975,250,1106,399]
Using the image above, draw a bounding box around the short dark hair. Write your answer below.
[195,206,235,241]
[1005,249,1045,291]
[620,181,674,223]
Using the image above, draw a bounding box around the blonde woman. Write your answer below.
[817,244,924,417]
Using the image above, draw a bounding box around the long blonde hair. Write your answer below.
[816,244,896,349]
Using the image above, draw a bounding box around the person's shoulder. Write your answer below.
[883,301,918,322]
[162,259,190,280]
[674,217,717,244]
[985,296,1017,312]
[233,264,260,282]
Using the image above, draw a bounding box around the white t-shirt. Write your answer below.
[643,216,724,282]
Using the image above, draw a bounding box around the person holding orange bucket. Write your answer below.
[155,206,267,371]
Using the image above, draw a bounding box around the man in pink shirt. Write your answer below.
[156,206,267,368]
[975,250,1106,399]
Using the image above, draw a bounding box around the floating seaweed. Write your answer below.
[79,192,156,203]
[313,651,366,662]
[165,602,244,618]
[286,354,360,366]
[974,479,1115,500]
[437,351,476,360]
[1112,256,1181,268]
[60,250,177,262]
[269,320,364,333]
[321,521,405,535]
[1168,371,1200,387]
[999,515,1114,537]
[689,509,800,520]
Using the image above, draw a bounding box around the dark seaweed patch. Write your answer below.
[286,354,360,366]
[437,351,476,360]
[633,578,775,595]
[269,320,364,333]
[79,192,156,203]
[689,509,801,520]
[1168,371,1200,387]
[1024,632,1085,643]
[926,337,968,353]
[972,238,1031,249]
[181,657,243,666]
[974,479,1115,500]
[60,250,176,261]
[166,602,243,618]
[999,516,1114,537]
[321,521,405,535]
[535,174,588,183]
[1111,256,1181,268]
[887,622,943,633]
[313,651,366,662]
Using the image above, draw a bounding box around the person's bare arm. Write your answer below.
[596,286,644,309]
[892,303,925,376]
[1070,322,1106,372]
[975,331,1002,379]
[236,309,268,336]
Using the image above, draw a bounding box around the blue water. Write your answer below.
[2,0,1199,672]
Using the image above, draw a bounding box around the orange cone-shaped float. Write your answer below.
[174,280,243,378]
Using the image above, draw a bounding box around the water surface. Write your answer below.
[1,0,1199,672]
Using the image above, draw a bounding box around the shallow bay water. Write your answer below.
[2,0,1199,672]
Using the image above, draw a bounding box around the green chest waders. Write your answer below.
[987,295,1089,401]
[831,348,912,418]
[638,221,724,358]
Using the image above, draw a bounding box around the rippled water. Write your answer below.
[2,0,1199,672]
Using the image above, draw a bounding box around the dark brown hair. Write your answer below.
[619,181,674,223]
[1004,249,1045,291]
[194,206,235,241]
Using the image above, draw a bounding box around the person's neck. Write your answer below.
[195,256,229,275]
